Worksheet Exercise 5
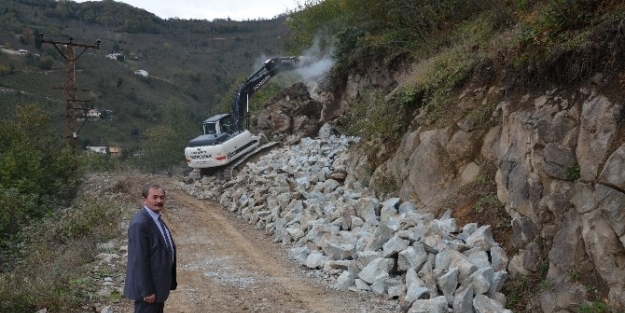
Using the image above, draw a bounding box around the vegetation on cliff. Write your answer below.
[285,0,625,149]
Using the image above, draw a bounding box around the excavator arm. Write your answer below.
[231,56,306,132]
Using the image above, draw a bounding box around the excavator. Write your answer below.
[184,56,309,179]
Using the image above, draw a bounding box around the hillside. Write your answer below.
[183,1,625,311]
[0,0,290,151]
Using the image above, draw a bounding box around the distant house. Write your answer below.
[86,109,100,118]
[109,146,123,157]
[17,49,30,56]
[86,146,107,154]
[105,52,125,61]
[134,69,148,77]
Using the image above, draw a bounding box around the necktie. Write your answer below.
[158,216,174,257]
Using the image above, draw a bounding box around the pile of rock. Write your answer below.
[178,126,512,313]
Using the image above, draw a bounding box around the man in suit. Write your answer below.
[124,183,177,313]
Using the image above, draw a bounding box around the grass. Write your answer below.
[504,275,530,309]
[0,195,132,312]
[565,164,581,181]
[467,100,500,129]
[394,14,499,129]
[576,301,609,313]
[335,88,411,168]
[539,279,554,291]
[372,172,398,195]
[501,245,553,310]
[474,194,502,214]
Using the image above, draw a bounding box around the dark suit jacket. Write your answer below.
[124,207,177,303]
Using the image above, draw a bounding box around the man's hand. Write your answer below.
[143,294,156,303]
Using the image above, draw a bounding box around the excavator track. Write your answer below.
[219,141,279,181]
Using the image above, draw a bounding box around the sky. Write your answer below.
[74,0,301,21]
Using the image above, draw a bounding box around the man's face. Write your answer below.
[143,187,165,213]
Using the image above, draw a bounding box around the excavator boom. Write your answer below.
[231,56,308,132]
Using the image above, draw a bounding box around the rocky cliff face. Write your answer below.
[257,55,625,310]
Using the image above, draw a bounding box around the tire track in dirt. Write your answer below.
[167,188,333,312]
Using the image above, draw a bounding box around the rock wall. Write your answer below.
[339,61,625,311]
[256,82,325,143]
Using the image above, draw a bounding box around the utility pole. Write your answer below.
[39,34,101,147]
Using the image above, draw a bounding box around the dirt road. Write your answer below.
[116,177,395,313]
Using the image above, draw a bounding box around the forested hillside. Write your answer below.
[0,0,290,152]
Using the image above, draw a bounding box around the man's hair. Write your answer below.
[141,183,165,198]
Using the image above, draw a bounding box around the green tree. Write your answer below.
[140,125,180,174]
[0,64,10,76]
[284,0,516,56]
[38,55,54,69]
[0,105,81,237]
[284,0,346,54]
[19,27,34,45]
[139,101,197,173]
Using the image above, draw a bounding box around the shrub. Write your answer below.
[565,164,581,181]
[0,196,129,312]
[138,100,197,173]
[0,64,10,76]
[577,301,608,313]
[337,88,405,141]
[79,153,130,173]
[333,27,365,59]
[0,188,40,236]
[0,105,81,243]
[475,194,502,213]
[37,55,54,69]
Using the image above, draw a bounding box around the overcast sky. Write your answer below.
[74,0,301,21]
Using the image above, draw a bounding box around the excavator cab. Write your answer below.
[187,113,233,147]
[201,114,233,136]
[203,122,218,135]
